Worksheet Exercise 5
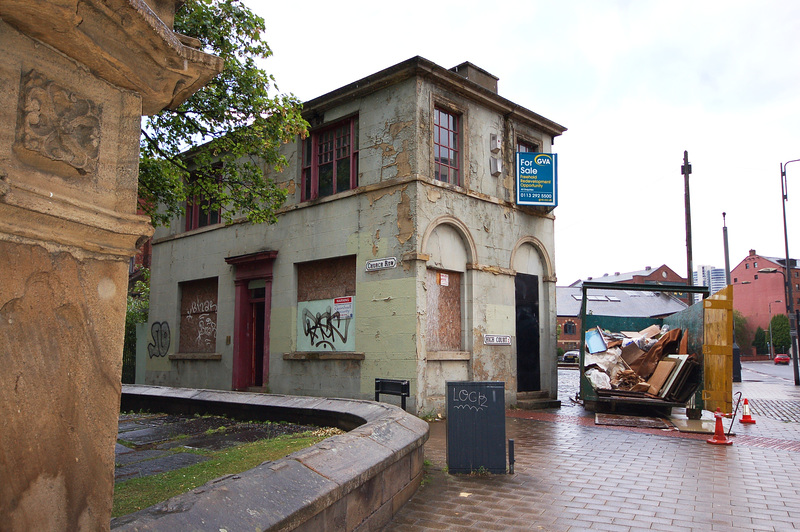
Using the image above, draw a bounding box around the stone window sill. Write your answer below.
[283,352,365,361]
[169,352,222,361]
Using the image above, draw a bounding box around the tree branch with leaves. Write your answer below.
[139,0,308,227]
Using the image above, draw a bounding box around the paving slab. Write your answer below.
[384,362,800,531]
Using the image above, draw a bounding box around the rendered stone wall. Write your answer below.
[0,2,220,528]
[0,21,145,528]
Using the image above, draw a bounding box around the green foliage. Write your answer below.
[123,269,150,383]
[732,310,751,350]
[139,0,308,227]
[752,326,768,354]
[112,430,326,517]
[126,268,150,325]
[770,313,791,353]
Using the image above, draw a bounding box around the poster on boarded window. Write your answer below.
[516,152,558,207]
[297,297,355,351]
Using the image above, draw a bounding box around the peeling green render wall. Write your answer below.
[146,60,562,415]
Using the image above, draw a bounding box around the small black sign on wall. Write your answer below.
[446,381,506,474]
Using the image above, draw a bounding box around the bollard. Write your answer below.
[508,439,515,474]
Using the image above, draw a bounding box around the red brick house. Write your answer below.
[732,249,799,353]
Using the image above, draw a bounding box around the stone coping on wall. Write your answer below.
[113,385,429,531]
[168,352,223,361]
[283,352,366,361]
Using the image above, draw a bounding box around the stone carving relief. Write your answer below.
[16,70,101,175]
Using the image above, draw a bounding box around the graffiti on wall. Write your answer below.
[148,321,170,358]
[302,307,350,349]
[183,298,217,350]
[179,277,218,353]
[297,298,355,352]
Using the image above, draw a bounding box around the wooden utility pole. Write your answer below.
[682,151,693,286]
[723,212,731,285]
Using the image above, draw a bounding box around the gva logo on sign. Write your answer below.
[534,154,552,166]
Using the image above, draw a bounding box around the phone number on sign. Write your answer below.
[523,193,552,200]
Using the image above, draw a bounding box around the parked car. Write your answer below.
[775,353,790,365]
[562,350,579,363]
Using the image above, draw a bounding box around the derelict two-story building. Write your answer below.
[144,56,567,413]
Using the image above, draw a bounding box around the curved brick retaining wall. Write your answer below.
[112,385,429,531]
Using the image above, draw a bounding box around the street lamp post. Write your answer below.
[763,157,800,385]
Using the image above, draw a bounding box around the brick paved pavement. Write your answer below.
[384,363,800,531]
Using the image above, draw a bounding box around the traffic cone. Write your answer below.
[739,398,756,424]
[706,408,733,445]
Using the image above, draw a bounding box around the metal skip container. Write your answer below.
[446,381,506,474]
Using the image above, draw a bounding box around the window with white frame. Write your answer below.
[433,107,460,185]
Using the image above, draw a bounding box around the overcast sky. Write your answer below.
[248,0,800,286]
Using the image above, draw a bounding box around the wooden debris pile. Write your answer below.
[583,325,700,403]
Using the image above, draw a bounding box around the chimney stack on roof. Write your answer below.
[449,62,499,93]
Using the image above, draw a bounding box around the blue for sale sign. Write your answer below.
[516,152,558,207]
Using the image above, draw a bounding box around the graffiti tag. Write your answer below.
[193,314,217,348]
[188,298,216,314]
[148,321,170,358]
[451,387,488,412]
[302,307,351,350]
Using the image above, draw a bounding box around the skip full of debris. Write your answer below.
[583,324,700,403]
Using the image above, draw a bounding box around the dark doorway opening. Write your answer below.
[515,273,540,392]
[249,288,266,388]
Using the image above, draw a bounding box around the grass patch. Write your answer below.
[113,430,331,517]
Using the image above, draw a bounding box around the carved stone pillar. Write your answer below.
[0,1,221,529]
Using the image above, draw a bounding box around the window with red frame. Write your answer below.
[434,107,460,184]
[302,117,359,201]
[516,139,539,153]
[185,166,221,231]
[185,190,220,231]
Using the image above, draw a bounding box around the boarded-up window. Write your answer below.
[426,269,461,351]
[179,277,218,353]
[296,256,357,352]
[297,256,356,302]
